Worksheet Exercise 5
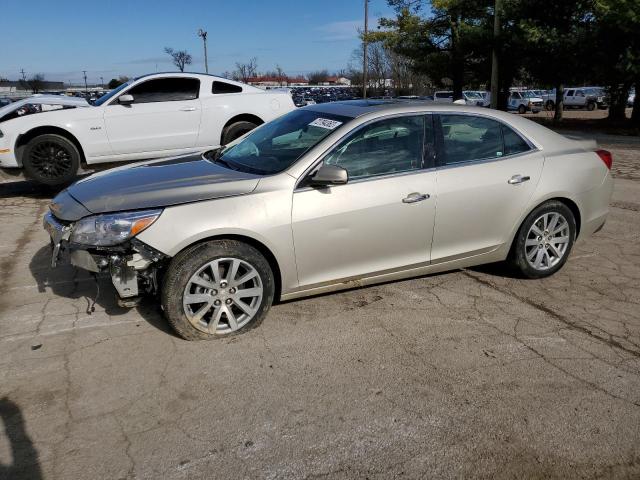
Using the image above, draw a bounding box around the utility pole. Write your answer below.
[363,0,368,99]
[82,70,88,93]
[20,68,27,82]
[198,29,209,74]
[100,76,104,88]
[490,0,501,109]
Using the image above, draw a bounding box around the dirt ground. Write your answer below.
[0,128,639,479]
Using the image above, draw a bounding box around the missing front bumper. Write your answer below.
[44,211,167,301]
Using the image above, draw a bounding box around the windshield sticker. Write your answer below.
[309,118,343,130]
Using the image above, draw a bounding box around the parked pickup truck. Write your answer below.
[544,87,608,111]
[0,73,296,185]
[508,91,543,114]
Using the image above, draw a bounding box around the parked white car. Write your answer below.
[434,91,488,106]
[0,73,296,185]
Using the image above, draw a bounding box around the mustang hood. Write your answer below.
[62,154,261,219]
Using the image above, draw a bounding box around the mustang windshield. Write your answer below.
[217,109,352,175]
[93,81,132,106]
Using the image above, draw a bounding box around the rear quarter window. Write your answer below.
[212,81,243,94]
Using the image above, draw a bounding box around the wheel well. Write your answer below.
[557,197,581,237]
[221,114,264,143]
[508,197,582,259]
[16,126,86,166]
[184,234,283,302]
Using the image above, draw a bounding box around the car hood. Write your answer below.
[58,154,261,220]
[0,95,89,118]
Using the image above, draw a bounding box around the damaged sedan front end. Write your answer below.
[44,207,168,306]
[42,152,262,308]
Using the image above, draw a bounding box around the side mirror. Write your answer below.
[118,94,134,105]
[309,164,348,187]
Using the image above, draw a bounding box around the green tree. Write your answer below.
[590,0,640,122]
[372,0,492,100]
[512,0,596,122]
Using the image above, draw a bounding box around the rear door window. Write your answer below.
[438,114,503,164]
[502,125,531,156]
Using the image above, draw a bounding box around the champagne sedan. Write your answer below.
[44,100,614,340]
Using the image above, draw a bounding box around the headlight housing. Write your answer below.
[70,209,162,246]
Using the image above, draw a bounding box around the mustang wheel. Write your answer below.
[23,134,80,186]
[162,240,275,340]
[221,121,259,145]
[511,201,576,278]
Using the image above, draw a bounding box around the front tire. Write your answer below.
[511,201,576,279]
[545,100,555,111]
[161,240,275,340]
[22,134,80,186]
[221,121,259,145]
[518,105,527,114]
[587,101,596,111]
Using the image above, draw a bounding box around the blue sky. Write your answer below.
[0,0,395,85]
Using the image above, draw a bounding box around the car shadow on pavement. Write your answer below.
[0,179,62,199]
[0,397,43,480]
[28,245,177,337]
[467,261,526,279]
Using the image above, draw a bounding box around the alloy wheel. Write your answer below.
[183,257,263,334]
[525,212,571,271]
[29,141,73,180]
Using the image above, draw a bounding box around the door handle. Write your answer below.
[508,174,530,185]
[179,106,197,112]
[402,192,430,203]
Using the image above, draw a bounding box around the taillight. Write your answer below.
[596,149,613,170]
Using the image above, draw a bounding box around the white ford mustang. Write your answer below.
[0,73,295,185]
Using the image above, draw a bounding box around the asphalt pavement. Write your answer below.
[0,132,639,479]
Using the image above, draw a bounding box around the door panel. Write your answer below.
[104,77,202,154]
[292,172,437,287]
[431,151,544,261]
[431,113,544,262]
[104,100,201,154]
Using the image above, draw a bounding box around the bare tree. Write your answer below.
[307,69,330,85]
[275,65,287,86]
[27,74,45,93]
[233,57,258,83]
[164,47,193,72]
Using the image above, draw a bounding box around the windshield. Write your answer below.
[463,91,482,99]
[522,91,538,98]
[93,81,132,106]
[216,109,352,175]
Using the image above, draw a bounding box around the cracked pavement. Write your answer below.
[1,135,639,479]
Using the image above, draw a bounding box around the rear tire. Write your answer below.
[510,201,576,279]
[221,121,259,145]
[22,134,80,186]
[161,240,275,340]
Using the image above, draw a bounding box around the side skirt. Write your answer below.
[280,245,508,302]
